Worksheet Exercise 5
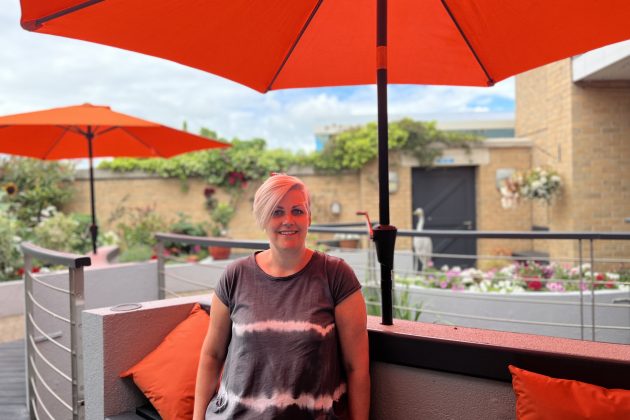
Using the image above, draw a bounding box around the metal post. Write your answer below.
[589,239,595,342]
[157,240,166,299]
[86,126,98,254]
[23,254,34,419]
[374,0,396,325]
[578,239,584,340]
[69,267,85,419]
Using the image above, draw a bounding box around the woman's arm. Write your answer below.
[193,294,232,420]
[336,290,370,420]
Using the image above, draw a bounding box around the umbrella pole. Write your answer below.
[86,127,98,254]
[373,0,396,325]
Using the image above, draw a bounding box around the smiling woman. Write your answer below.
[194,173,370,420]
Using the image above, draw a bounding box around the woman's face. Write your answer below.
[265,188,310,252]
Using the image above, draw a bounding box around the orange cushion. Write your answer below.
[509,365,630,420]
[120,303,209,420]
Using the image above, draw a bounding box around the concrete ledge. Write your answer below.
[83,295,210,419]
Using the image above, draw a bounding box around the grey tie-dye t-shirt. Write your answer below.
[206,251,361,420]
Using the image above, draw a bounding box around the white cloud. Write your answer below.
[0,4,514,153]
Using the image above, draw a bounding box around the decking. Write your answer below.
[0,340,28,420]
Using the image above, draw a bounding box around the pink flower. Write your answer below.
[546,282,564,292]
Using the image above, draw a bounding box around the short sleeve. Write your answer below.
[329,257,361,306]
[214,261,238,310]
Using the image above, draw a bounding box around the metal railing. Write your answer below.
[151,228,629,344]
[154,233,269,299]
[21,242,91,420]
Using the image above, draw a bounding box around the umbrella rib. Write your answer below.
[42,126,72,159]
[440,0,495,86]
[265,0,324,92]
[95,126,119,136]
[119,127,163,157]
[63,125,88,136]
[25,0,104,30]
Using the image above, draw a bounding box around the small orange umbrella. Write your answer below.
[0,103,229,253]
[19,0,630,323]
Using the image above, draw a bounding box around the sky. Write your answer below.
[1,2,514,153]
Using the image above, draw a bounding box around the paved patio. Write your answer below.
[0,340,28,419]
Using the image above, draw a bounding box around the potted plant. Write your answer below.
[167,212,208,260]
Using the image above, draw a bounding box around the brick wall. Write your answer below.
[476,146,533,261]
[516,58,630,264]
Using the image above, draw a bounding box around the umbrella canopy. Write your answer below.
[19,1,630,91]
[19,0,630,323]
[0,103,229,253]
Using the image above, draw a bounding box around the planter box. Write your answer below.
[393,285,630,344]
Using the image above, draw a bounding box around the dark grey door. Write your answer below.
[412,167,476,268]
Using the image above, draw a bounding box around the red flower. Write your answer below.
[525,277,543,291]
[16,267,24,277]
[32,266,41,273]
[203,187,216,198]
[596,273,605,281]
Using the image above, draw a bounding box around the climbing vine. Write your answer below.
[98,119,480,183]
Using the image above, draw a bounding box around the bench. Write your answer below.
[84,296,630,419]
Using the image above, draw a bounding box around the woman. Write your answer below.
[194,174,370,420]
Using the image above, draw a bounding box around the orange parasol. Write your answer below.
[19,0,630,323]
[0,103,229,253]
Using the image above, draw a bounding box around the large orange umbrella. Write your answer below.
[0,103,229,253]
[19,0,630,323]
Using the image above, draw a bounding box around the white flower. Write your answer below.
[461,274,474,285]
[479,281,488,292]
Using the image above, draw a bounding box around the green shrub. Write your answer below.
[0,213,23,281]
[209,202,235,237]
[0,158,75,227]
[167,213,208,254]
[32,212,85,254]
[114,205,167,251]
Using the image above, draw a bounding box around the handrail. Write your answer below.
[20,242,91,268]
[309,225,630,240]
[155,232,270,249]
[22,242,87,420]
[155,233,269,299]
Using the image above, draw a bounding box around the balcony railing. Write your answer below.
[155,227,630,344]
[21,242,91,420]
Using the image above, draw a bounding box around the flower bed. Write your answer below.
[397,262,630,294]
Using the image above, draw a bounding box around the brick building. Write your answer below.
[516,41,630,260]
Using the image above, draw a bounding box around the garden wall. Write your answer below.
[65,142,534,257]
